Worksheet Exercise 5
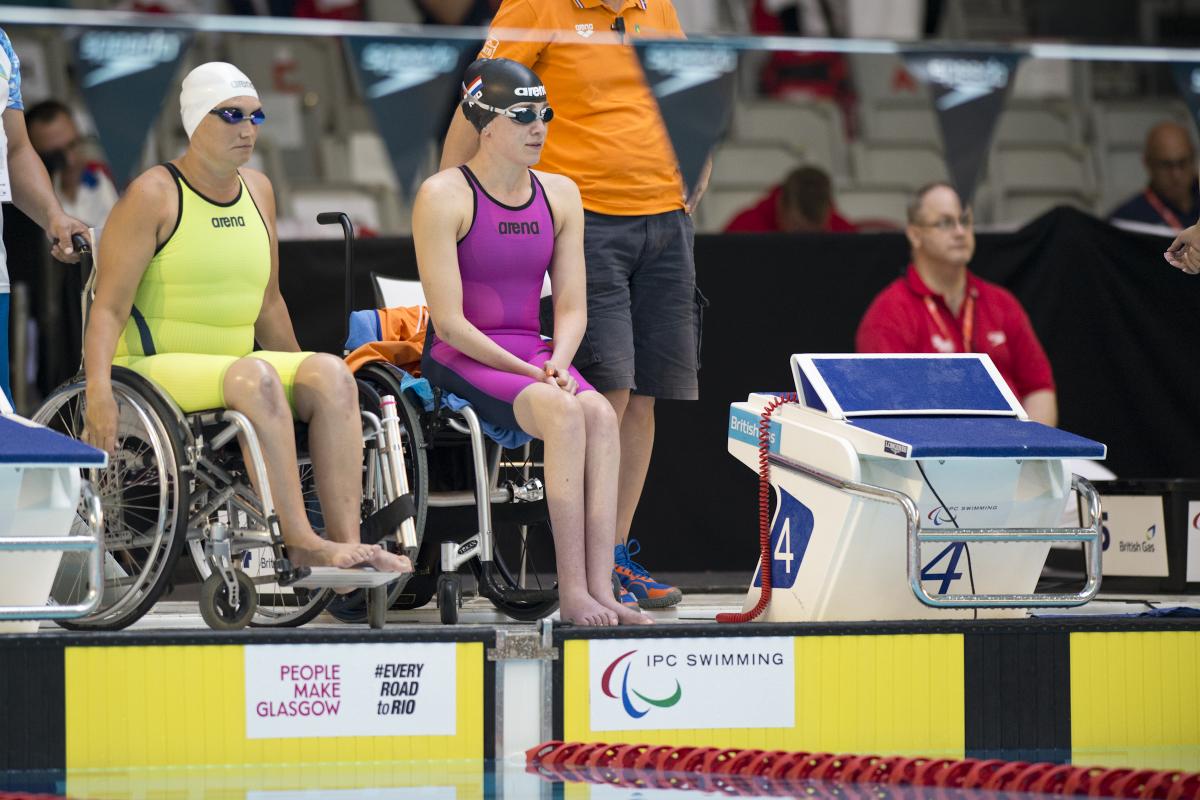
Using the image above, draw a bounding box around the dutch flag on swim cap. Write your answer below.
[464,76,484,100]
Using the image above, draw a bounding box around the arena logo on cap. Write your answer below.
[359,42,461,99]
[514,85,546,97]
[78,30,183,87]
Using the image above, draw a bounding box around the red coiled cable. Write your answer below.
[717,393,797,624]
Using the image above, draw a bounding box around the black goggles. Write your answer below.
[210,107,266,126]
[469,97,554,125]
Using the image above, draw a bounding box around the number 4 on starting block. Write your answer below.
[752,488,813,591]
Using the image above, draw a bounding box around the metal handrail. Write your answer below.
[0,480,105,621]
[767,452,1103,609]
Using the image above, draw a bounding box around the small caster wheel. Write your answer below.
[438,574,461,625]
[367,584,388,629]
[199,571,257,630]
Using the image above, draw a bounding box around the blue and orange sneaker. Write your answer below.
[611,573,639,609]
[614,538,682,609]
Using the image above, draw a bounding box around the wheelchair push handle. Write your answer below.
[316,212,355,356]
[70,233,91,255]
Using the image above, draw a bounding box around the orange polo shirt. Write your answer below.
[480,0,686,216]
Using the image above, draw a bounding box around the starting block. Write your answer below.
[727,354,1107,622]
[0,413,107,632]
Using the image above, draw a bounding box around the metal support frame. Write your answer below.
[767,452,1103,609]
[0,480,105,620]
[441,405,496,573]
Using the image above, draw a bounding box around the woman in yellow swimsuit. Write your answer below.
[83,62,410,574]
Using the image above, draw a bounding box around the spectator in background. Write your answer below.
[0,29,88,407]
[25,101,117,229]
[753,0,857,135]
[415,0,501,26]
[725,165,857,233]
[1110,121,1198,232]
[856,182,1057,426]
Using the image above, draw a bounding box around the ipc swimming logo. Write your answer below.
[601,650,682,719]
[928,506,953,526]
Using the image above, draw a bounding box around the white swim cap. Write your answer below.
[179,61,258,139]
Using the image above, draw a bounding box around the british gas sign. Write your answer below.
[588,637,794,732]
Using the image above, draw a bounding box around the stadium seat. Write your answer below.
[730,99,847,175]
[860,98,939,146]
[835,185,910,229]
[850,142,948,188]
[709,143,802,191]
[995,102,1081,147]
[697,188,764,233]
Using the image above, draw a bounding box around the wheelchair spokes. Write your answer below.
[33,375,189,629]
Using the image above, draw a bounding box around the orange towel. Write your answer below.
[344,305,428,375]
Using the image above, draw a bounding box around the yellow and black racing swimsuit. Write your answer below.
[113,163,311,413]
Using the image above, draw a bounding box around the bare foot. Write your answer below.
[364,545,412,573]
[596,594,653,625]
[290,538,377,569]
[559,591,617,626]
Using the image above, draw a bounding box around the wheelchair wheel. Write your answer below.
[32,369,190,630]
[185,447,333,628]
[198,570,257,631]
[328,362,429,618]
[354,362,428,544]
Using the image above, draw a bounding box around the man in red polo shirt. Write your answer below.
[855,182,1057,426]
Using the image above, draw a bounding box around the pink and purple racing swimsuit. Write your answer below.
[421,166,594,430]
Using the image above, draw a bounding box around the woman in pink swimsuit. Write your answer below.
[415,59,649,626]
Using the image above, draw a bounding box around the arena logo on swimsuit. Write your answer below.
[498,221,540,236]
[212,215,247,228]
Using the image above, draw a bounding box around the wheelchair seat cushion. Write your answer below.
[114,351,313,414]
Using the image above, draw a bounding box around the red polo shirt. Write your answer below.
[723,185,858,232]
[855,264,1055,399]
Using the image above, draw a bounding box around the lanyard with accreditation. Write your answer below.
[923,294,974,352]
[1143,189,1183,231]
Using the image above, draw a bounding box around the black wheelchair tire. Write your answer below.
[34,368,192,631]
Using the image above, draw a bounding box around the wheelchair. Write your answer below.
[32,230,420,631]
[328,224,561,625]
[351,360,560,625]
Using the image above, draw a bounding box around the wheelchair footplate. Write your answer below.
[291,567,402,589]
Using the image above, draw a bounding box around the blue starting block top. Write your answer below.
[849,416,1106,459]
[0,415,106,467]
[788,354,1106,460]
[793,354,1022,417]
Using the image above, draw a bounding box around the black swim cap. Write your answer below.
[460,58,547,132]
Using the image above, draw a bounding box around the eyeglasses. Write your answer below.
[915,212,974,231]
[468,97,554,125]
[1148,157,1195,172]
[209,107,266,126]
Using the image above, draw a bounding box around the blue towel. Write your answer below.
[345,309,383,352]
[381,364,534,450]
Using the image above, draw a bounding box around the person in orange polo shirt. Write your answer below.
[441,0,703,610]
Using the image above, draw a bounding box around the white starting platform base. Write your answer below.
[0,412,107,632]
[727,354,1108,622]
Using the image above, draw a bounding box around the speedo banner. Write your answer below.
[74,28,192,188]
[634,40,738,195]
[902,49,1023,204]
[346,36,476,198]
